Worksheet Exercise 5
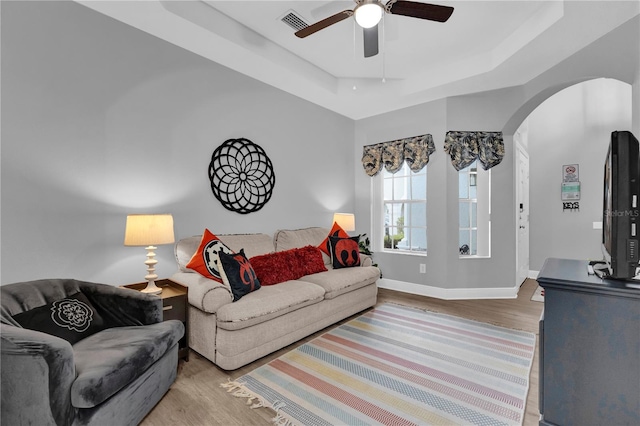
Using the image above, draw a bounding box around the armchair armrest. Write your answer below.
[78,282,163,326]
[1,324,75,426]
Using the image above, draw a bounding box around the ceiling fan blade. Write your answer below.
[310,1,352,20]
[363,25,379,58]
[295,10,353,38]
[386,1,454,23]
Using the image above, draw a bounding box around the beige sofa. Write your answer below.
[170,227,379,370]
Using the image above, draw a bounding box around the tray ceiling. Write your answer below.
[77,1,639,119]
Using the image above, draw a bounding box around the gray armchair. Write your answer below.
[1,278,184,426]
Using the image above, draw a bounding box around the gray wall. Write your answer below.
[354,16,640,291]
[1,1,354,285]
[2,3,638,292]
[528,79,632,271]
[354,100,449,288]
[354,89,525,290]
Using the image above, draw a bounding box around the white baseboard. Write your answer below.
[377,278,519,300]
[528,270,540,279]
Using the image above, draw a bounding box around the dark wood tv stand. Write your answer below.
[537,258,640,426]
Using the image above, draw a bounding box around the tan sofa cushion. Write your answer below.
[298,266,380,299]
[216,281,325,331]
[274,227,332,264]
[174,236,202,272]
[174,233,274,273]
[218,234,274,258]
[274,227,329,252]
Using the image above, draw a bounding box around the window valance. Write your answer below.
[362,134,435,176]
[443,131,504,171]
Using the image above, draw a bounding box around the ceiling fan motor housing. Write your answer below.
[354,0,384,28]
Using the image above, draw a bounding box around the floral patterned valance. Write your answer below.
[443,131,504,171]
[362,134,435,177]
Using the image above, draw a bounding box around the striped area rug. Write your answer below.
[222,303,536,426]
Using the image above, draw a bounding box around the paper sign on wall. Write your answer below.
[561,164,580,201]
[561,182,581,200]
[563,164,579,182]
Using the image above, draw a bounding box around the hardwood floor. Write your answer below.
[141,279,543,426]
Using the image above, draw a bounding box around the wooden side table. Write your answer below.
[122,279,189,362]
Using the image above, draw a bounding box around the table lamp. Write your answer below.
[124,214,175,294]
[333,213,356,233]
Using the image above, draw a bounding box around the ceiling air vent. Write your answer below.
[280,10,309,32]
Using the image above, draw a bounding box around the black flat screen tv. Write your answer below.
[602,130,640,279]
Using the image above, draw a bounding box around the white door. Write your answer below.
[516,144,530,285]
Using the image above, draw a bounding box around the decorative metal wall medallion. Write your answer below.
[208,138,275,214]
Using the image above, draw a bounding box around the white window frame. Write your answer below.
[458,160,491,258]
[372,163,427,256]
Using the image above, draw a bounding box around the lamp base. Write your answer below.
[140,280,162,295]
[140,246,162,295]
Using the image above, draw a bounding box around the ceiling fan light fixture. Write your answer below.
[354,1,383,28]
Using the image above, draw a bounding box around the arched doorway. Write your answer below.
[509,78,633,280]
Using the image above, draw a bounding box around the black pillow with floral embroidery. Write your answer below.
[329,235,361,269]
[12,292,107,345]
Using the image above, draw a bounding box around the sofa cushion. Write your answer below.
[274,227,329,252]
[216,281,325,331]
[218,250,261,301]
[218,233,274,258]
[186,229,234,282]
[175,235,203,272]
[174,233,274,272]
[71,320,184,408]
[298,266,380,300]
[12,292,107,345]
[329,235,361,269]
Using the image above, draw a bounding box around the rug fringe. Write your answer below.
[220,380,298,426]
[220,380,258,405]
[273,412,295,426]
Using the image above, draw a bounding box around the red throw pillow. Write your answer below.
[250,249,305,286]
[318,222,349,256]
[186,229,234,282]
[296,245,328,275]
[329,235,361,269]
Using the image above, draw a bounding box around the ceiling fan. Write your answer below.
[295,0,454,58]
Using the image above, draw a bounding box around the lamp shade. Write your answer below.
[354,1,383,28]
[124,214,175,247]
[333,213,356,232]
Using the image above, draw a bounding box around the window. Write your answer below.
[381,162,427,254]
[458,160,491,257]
